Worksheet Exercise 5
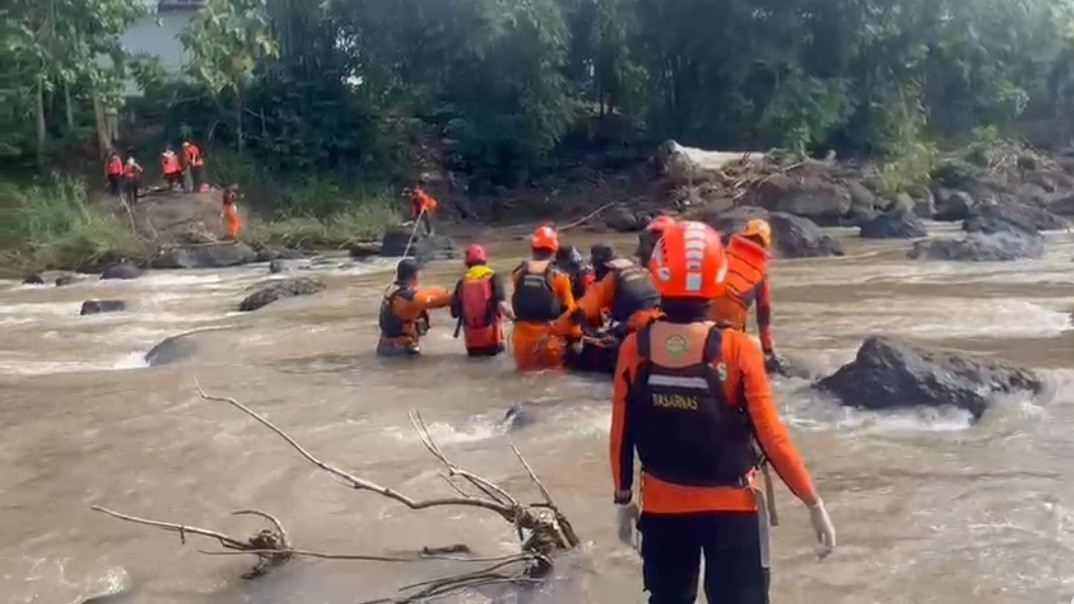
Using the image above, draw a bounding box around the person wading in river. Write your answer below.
[510,226,579,371]
[378,259,452,357]
[552,243,661,374]
[710,219,776,366]
[451,244,514,357]
[555,245,597,304]
[610,220,835,604]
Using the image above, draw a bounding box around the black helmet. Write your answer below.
[590,243,615,266]
[396,258,421,283]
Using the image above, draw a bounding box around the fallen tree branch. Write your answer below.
[559,200,621,231]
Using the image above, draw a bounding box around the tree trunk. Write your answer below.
[236,88,245,155]
[93,92,114,158]
[35,77,47,169]
[64,81,75,132]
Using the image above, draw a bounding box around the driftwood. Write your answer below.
[93,379,580,602]
[559,200,622,231]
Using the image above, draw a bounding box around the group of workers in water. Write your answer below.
[376,207,836,603]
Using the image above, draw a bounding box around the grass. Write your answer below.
[0,177,140,276]
[242,197,402,250]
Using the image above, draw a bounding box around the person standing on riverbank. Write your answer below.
[378,259,453,357]
[610,220,835,604]
[161,147,182,191]
[181,141,205,193]
[221,186,241,241]
[105,152,123,197]
[121,152,144,205]
[710,219,776,365]
[408,183,438,236]
[510,226,579,371]
[451,244,513,357]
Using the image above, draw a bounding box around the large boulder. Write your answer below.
[239,277,326,311]
[909,231,1044,262]
[1015,183,1051,207]
[80,300,126,315]
[879,192,916,216]
[100,262,143,280]
[379,228,457,262]
[1048,194,1074,216]
[22,274,45,285]
[933,190,975,222]
[55,275,83,287]
[846,181,878,218]
[769,212,844,258]
[152,242,257,269]
[754,175,852,223]
[962,202,1067,235]
[606,206,643,233]
[909,186,936,219]
[859,213,928,239]
[256,247,309,262]
[816,336,1042,420]
[698,206,769,238]
[268,259,286,274]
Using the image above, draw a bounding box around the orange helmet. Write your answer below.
[530,225,559,252]
[647,215,676,237]
[742,218,772,248]
[649,221,728,299]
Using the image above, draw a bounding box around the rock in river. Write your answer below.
[152,242,258,269]
[100,262,143,280]
[239,276,326,311]
[754,175,852,224]
[769,212,845,258]
[859,212,928,239]
[816,336,1042,420]
[55,274,84,287]
[22,274,45,285]
[80,300,126,315]
[962,202,1067,235]
[909,231,1044,262]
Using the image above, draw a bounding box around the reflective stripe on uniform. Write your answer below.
[647,374,709,390]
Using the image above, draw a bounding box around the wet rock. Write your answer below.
[503,403,539,431]
[100,262,143,280]
[606,207,643,233]
[909,186,936,219]
[754,175,852,224]
[347,242,383,258]
[933,190,975,222]
[1048,194,1074,216]
[859,212,928,239]
[152,242,258,269]
[256,247,309,262]
[697,206,770,244]
[908,231,1044,262]
[1015,183,1050,207]
[55,275,83,287]
[880,192,916,216]
[816,336,1042,420]
[22,273,45,285]
[80,300,126,315]
[239,276,326,311]
[268,259,285,274]
[145,331,201,366]
[846,181,877,218]
[380,228,457,262]
[962,202,1067,235]
[769,212,844,258]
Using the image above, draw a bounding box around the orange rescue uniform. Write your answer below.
[710,235,775,353]
[161,152,182,176]
[510,260,579,371]
[551,258,661,338]
[411,188,438,219]
[183,143,204,167]
[378,286,452,355]
[610,319,817,514]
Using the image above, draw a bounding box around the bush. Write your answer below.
[0,178,139,274]
[242,197,402,250]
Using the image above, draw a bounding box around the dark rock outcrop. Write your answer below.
[1048,194,1074,216]
[754,176,852,223]
[152,242,258,269]
[145,332,199,366]
[380,228,456,262]
[268,259,285,274]
[80,300,126,315]
[909,186,936,219]
[699,206,770,241]
[55,275,83,287]
[348,242,383,258]
[859,213,928,239]
[816,336,1042,420]
[606,207,643,233]
[846,181,878,218]
[22,274,45,285]
[933,190,975,222]
[100,262,143,280]
[239,277,326,311]
[962,202,1067,235]
[909,231,1044,262]
[769,212,845,258]
[256,248,309,262]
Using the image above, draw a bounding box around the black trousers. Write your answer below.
[108,175,121,196]
[640,512,770,604]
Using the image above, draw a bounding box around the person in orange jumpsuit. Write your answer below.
[451,244,514,357]
[636,214,676,265]
[121,153,144,205]
[378,258,453,357]
[510,226,579,371]
[610,220,835,604]
[160,147,183,191]
[221,186,241,240]
[710,219,776,363]
[105,152,123,196]
[409,183,439,236]
[181,141,205,193]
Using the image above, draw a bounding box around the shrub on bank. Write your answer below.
[242,198,401,250]
[0,178,139,275]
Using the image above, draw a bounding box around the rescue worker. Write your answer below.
[451,244,514,357]
[636,214,676,266]
[408,183,438,236]
[105,152,123,197]
[554,245,596,302]
[161,147,182,191]
[221,186,241,241]
[122,152,144,205]
[552,243,661,374]
[610,221,835,604]
[710,219,776,364]
[377,258,452,357]
[510,226,579,371]
[181,141,205,193]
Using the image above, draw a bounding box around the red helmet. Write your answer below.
[464,244,487,266]
[530,225,559,252]
[647,215,676,237]
[649,221,727,299]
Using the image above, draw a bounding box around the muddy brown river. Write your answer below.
[2,223,1073,604]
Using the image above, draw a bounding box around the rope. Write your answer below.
[382,208,427,294]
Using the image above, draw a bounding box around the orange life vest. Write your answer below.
[184,144,204,167]
[710,235,769,330]
[459,271,503,350]
[162,153,181,175]
[106,157,123,176]
[123,161,142,179]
